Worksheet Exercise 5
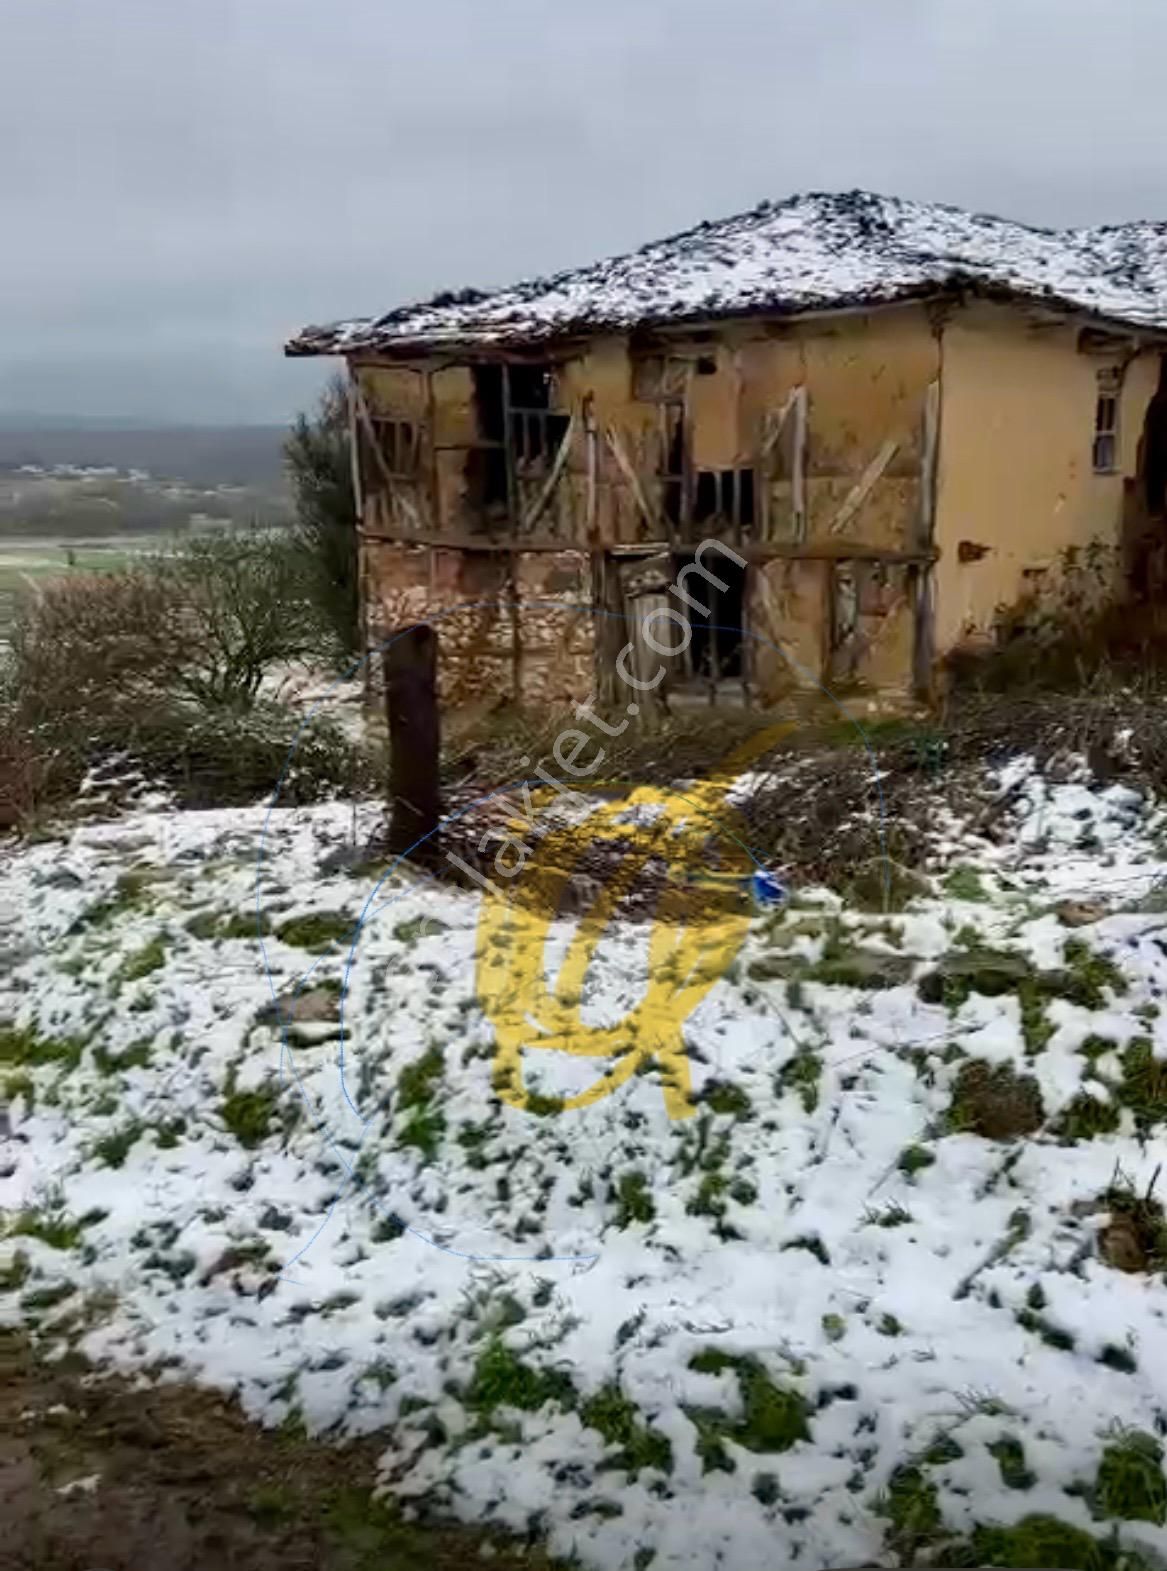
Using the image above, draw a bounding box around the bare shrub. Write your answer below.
[0,532,365,824]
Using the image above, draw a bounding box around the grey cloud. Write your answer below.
[1,0,1163,422]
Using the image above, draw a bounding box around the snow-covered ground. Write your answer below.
[4,759,1167,1568]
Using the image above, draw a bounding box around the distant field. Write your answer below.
[0,538,142,640]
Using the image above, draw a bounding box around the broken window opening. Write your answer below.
[360,416,421,497]
[371,418,418,477]
[658,400,686,527]
[468,364,509,513]
[671,550,746,684]
[693,468,756,531]
[506,362,569,473]
[1093,369,1121,473]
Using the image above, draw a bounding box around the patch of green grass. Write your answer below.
[1054,1092,1122,1143]
[782,1234,830,1265]
[246,1482,296,1527]
[751,1471,781,1506]
[922,1433,964,1466]
[398,1105,446,1163]
[687,1169,729,1220]
[20,1281,76,1312]
[276,911,356,951]
[614,1171,655,1228]
[92,1038,152,1075]
[989,1435,1036,1490]
[523,1090,565,1118]
[396,1046,444,1109]
[220,1088,277,1149]
[876,1464,943,1555]
[687,1349,810,1455]
[1094,1429,1166,1524]
[804,948,914,990]
[1099,1344,1138,1374]
[0,1024,83,1071]
[393,915,448,945]
[919,942,1125,1018]
[1062,940,1126,1009]
[466,1337,577,1416]
[702,1081,753,1119]
[1018,980,1055,1056]
[580,1385,673,1476]
[75,868,154,930]
[155,1117,187,1149]
[821,1313,846,1343]
[1117,1037,1167,1135]
[966,1513,1141,1570]
[9,1208,106,1251]
[117,935,168,982]
[776,1048,822,1114]
[1079,1034,1119,1065]
[897,1144,935,1177]
[187,909,272,942]
[1015,1308,1075,1352]
[4,1071,34,1110]
[0,1251,32,1291]
[944,866,989,901]
[918,947,1031,1008]
[92,1119,145,1169]
[864,1202,913,1229]
[877,1313,904,1337]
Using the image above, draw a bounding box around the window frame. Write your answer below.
[1092,370,1121,475]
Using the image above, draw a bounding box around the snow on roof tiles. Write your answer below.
[285,189,1167,357]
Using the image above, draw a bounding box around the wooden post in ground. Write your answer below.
[382,624,441,864]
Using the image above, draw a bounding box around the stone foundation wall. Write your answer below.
[365,541,595,710]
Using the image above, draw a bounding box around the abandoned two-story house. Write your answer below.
[286,189,1167,709]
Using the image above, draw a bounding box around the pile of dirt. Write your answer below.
[0,1329,553,1571]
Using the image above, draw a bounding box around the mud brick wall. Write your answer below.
[365,541,595,709]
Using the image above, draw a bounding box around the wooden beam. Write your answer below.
[604,425,664,540]
[355,526,936,565]
[829,437,898,535]
[520,412,578,533]
[917,378,940,547]
[791,386,807,540]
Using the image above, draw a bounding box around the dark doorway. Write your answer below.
[672,552,746,682]
[469,364,508,513]
[1144,358,1167,516]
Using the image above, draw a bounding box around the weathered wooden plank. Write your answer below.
[829,437,899,535]
[520,413,578,533]
[917,378,941,546]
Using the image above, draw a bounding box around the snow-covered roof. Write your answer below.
[285,189,1167,357]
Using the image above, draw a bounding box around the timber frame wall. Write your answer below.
[345,300,954,707]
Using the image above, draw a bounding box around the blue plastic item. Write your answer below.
[750,869,789,910]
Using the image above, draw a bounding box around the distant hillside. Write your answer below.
[0,424,289,491]
[0,423,292,537]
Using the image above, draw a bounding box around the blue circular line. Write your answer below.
[256,597,896,1273]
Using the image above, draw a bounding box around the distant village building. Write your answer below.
[287,190,1167,707]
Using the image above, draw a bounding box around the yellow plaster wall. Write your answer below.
[932,304,1161,651]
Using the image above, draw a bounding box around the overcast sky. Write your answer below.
[2,0,1164,425]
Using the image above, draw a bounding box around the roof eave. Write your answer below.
[284,280,1167,361]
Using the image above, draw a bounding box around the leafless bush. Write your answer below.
[0,533,366,825]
